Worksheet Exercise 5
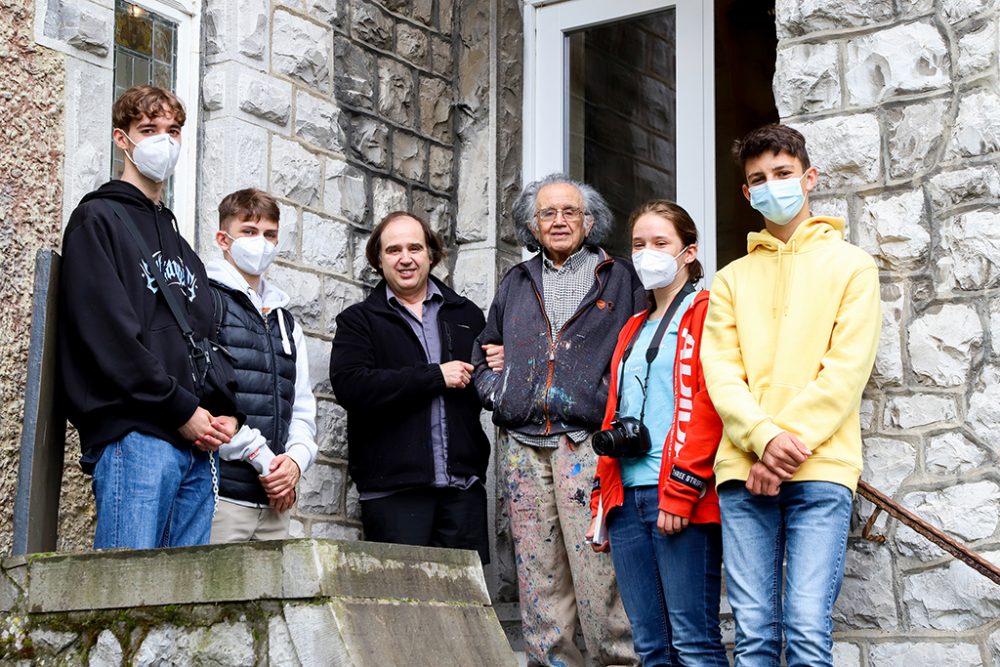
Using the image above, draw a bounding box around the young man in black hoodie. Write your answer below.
[58,85,240,550]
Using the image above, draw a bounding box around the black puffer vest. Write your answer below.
[212,281,297,504]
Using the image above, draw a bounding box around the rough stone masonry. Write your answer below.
[772,0,1000,662]
[0,539,517,665]
[198,0,469,546]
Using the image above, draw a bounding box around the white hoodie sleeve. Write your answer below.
[284,319,318,475]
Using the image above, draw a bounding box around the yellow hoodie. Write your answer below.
[702,216,881,492]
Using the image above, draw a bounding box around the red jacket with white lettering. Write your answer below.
[590,290,722,525]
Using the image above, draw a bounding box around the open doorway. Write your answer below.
[566,9,677,259]
[526,0,777,277]
[714,0,779,269]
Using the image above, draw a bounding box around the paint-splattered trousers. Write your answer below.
[500,430,638,667]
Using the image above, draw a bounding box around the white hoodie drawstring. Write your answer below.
[276,307,292,355]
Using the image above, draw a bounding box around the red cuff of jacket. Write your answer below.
[658,490,696,519]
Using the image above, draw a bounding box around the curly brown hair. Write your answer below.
[112,85,186,131]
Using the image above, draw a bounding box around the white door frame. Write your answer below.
[523,0,716,278]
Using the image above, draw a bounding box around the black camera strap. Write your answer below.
[615,282,695,423]
[107,201,212,391]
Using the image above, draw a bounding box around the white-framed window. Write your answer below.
[523,0,716,277]
[112,0,202,241]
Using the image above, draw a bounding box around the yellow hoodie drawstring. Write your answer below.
[754,217,842,318]
[785,239,797,317]
[772,245,783,318]
[771,240,798,318]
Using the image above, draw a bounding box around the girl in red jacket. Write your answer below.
[587,200,727,666]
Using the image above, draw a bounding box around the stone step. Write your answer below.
[0,538,518,666]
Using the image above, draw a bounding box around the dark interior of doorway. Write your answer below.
[715,0,779,270]
[567,1,778,271]
[568,9,678,260]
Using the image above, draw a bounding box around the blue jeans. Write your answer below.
[92,431,215,549]
[607,486,727,666]
[719,480,853,667]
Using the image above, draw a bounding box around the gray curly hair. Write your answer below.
[512,173,614,253]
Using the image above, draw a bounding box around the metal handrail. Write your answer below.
[856,480,1000,586]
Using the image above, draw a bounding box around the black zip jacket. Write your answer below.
[329,277,490,493]
[58,180,239,472]
[471,247,646,435]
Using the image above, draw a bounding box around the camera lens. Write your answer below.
[593,429,623,457]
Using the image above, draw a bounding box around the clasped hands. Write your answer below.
[261,455,300,512]
[438,344,504,389]
[748,431,812,496]
[179,406,237,452]
[180,408,298,511]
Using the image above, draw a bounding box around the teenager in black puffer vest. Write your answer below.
[207,189,318,542]
[212,284,297,505]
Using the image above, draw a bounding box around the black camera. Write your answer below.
[592,417,651,458]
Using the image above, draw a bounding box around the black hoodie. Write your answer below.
[58,180,238,472]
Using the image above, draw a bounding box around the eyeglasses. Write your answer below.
[537,207,584,223]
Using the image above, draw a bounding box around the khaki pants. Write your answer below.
[500,431,636,667]
[210,499,291,543]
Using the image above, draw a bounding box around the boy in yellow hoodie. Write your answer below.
[702,124,881,667]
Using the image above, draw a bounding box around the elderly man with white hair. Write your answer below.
[473,174,645,666]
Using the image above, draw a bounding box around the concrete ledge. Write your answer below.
[0,539,516,665]
[13,539,490,613]
[21,542,283,612]
[281,539,492,605]
[328,600,517,665]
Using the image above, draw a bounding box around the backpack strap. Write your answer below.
[210,284,225,342]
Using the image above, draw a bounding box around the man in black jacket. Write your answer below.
[58,85,239,550]
[330,211,490,562]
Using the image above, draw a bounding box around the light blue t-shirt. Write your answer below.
[618,292,696,487]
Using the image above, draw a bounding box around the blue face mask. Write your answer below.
[748,173,807,226]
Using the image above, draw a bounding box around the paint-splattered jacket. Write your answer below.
[472,247,646,436]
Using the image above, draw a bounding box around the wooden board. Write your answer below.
[13,249,66,555]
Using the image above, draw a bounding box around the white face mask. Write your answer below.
[120,131,181,183]
[632,246,689,291]
[227,234,279,276]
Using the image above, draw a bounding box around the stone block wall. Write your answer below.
[449,0,525,607]
[773,0,1000,661]
[1,0,520,555]
[0,1,66,554]
[13,2,999,660]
